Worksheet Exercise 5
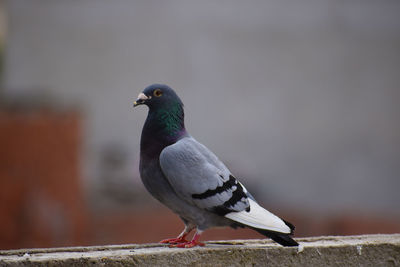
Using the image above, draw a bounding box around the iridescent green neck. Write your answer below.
[147,101,186,139]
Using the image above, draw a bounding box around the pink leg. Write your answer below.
[160,225,194,244]
[171,229,205,248]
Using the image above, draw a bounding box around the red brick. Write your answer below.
[0,111,88,249]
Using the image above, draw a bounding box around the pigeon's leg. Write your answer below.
[160,223,195,244]
[173,229,205,248]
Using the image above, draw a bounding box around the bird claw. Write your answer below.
[170,240,205,248]
[159,237,188,244]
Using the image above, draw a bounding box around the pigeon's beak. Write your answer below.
[133,93,150,107]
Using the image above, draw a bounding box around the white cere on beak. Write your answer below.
[137,93,150,100]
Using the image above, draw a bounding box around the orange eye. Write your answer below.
[153,89,163,97]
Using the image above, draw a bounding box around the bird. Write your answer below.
[133,84,298,248]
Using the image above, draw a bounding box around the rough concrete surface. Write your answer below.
[0,234,399,266]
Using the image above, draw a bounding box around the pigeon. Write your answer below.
[134,84,298,248]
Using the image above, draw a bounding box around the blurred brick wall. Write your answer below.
[0,110,88,249]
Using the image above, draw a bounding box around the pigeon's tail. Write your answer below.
[250,225,298,247]
[225,198,298,247]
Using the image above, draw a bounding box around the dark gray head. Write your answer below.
[133,84,183,110]
[134,84,186,142]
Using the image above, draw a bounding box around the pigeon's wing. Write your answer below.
[159,136,250,215]
[160,136,294,236]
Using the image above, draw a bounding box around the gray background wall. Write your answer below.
[3,0,400,216]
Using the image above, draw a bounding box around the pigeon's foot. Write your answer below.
[159,237,188,244]
[169,231,204,248]
[172,240,205,248]
[159,225,194,245]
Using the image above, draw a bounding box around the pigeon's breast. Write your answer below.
[139,157,173,202]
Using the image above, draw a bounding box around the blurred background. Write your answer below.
[0,0,399,250]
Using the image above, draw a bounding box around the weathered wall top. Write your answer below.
[0,234,399,266]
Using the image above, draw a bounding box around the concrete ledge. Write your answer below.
[1,234,399,266]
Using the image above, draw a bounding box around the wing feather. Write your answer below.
[159,137,249,214]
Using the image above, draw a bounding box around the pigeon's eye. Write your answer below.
[153,89,163,97]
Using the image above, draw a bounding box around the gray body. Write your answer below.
[140,136,237,230]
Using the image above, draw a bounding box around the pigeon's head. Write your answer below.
[133,84,183,110]
[134,84,186,139]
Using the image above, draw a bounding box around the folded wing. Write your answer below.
[160,137,249,215]
[159,136,292,235]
